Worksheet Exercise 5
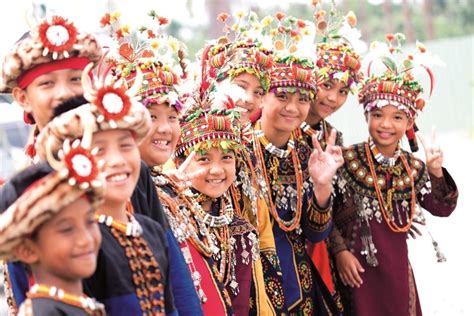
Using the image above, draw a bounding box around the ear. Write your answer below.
[13,239,40,265]
[406,117,414,131]
[12,87,32,113]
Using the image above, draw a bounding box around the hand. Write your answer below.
[164,151,206,188]
[418,127,443,178]
[308,129,344,186]
[335,250,365,288]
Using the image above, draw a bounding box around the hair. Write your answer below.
[52,95,88,119]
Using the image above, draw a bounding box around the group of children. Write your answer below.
[0,3,458,316]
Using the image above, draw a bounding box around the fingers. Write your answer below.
[327,128,337,147]
[178,151,196,173]
[417,132,427,152]
[431,125,437,145]
[185,168,207,182]
[312,135,323,154]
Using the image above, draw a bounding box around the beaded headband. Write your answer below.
[359,33,439,118]
[312,2,365,92]
[36,62,151,159]
[0,129,104,261]
[101,10,188,111]
[203,11,274,91]
[0,15,102,93]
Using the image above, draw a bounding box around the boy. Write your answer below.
[328,36,458,315]
[36,67,177,315]
[0,139,105,315]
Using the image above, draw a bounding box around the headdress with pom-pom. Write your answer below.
[359,33,443,151]
[312,0,365,92]
[0,125,105,261]
[100,10,188,111]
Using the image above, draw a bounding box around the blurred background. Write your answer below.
[0,0,472,315]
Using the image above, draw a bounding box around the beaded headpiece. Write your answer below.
[101,10,188,111]
[175,79,243,157]
[0,130,104,261]
[312,2,364,92]
[202,11,274,92]
[36,62,151,159]
[359,33,442,150]
[266,12,318,99]
[0,15,102,93]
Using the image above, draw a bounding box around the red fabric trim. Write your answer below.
[17,57,90,89]
[310,241,335,293]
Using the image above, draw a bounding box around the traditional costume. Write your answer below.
[328,35,458,315]
[0,130,106,316]
[249,13,338,315]
[36,66,177,315]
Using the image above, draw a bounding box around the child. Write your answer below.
[173,93,273,315]
[36,67,177,315]
[249,13,343,315]
[0,137,106,315]
[328,36,458,315]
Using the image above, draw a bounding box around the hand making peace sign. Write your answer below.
[418,126,444,178]
[308,129,344,186]
[164,151,207,188]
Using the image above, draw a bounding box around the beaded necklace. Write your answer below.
[253,121,304,232]
[96,212,165,315]
[300,121,324,141]
[152,172,217,303]
[26,284,104,315]
[369,137,402,167]
[365,142,417,233]
[255,124,295,159]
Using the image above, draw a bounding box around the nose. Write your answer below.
[156,120,172,134]
[76,224,95,248]
[284,97,298,113]
[55,81,76,102]
[381,116,392,128]
[326,90,337,103]
[208,163,224,176]
[106,149,127,168]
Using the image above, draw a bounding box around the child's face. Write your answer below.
[28,197,101,282]
[139,103,180,167]
[12,68,83,129]
[262,90,311,134]
[231,72,265,123]
[185,147,236,199]
[92,129,141,207]
[366,105,413,154]
[309,79,349,121]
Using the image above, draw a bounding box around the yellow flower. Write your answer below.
[120,25,130,35]
[261,16,273,27]
[168,37,179,53]
[251,22,261,31]
[302,28,310,36]
[110,11,121,22]
[235,10,246,19]
[270,28,278,37]
[231,23,239,32]
[346,11,357,27]
[150,39,160,50]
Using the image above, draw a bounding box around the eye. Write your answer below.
[255,88,265,96]
[150,114,158,121]
[197,156,209,162]
[394,114,404,121]
[299,95,310,103]
[371,111,382,118]
[339,89,349,96]
[70,76,81,83]
[275,92,288,101]
[168,115,178,121]
[58,225,74,234]
[223,154,235,160]
[322,82,332,90]
[38,80,54,87]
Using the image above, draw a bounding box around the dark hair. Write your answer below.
[51,95,88,120]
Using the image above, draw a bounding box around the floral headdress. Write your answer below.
[174,78,243,157]
[202,11,274,92]
[265,12,318,100]
[312,1,364,92]
[100,10,188,111]
[0,128,104,261]
[36,62,151,159]
[359,33,442,151]
[1,15,102,93]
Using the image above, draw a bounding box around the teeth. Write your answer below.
[153,140,169,145]
[107,173,128,182]
[208,179,224,184]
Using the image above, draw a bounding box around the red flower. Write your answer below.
[100,13,111,27]
[297,19,306,28]
[147,29,156,39]
[157,16,169,26]
[278,26,286,33]
[275,12,285,21]
[115,29,124,39]
[290,29,299,37]
[94,85,132,121]
[385,33,395,42]
[38,16,78,56]
[217,12,230,22]
[64,146,99,185]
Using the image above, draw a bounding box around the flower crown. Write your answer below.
[359,33,440,118]
[203,11,274,91]
[312,1,364,92]
[100,10,188,110]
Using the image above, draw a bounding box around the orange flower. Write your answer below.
[290,29,300,38]
[217,12,230,22]
[317,20,327,32]
[274,40,285,51]
[100,13,111,27]
[416,41,426,53]
[157,16,169,26]
[115,29,124,39]
[297,19,306,28]
[389,47,395,53]
[311,0,321,6]
[275,11,285,21]
[407,54,414,60]
[385,33,395,42]
[346,11,357,27]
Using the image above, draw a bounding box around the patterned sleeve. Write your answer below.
[419,167,458,217]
